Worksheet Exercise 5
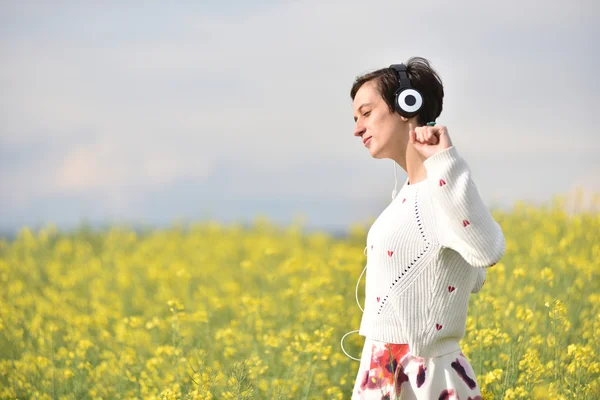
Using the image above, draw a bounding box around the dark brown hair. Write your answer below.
[350,57,444,127]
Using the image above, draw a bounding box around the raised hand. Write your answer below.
[408,122,453,160]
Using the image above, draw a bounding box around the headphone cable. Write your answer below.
[339,247,368,361]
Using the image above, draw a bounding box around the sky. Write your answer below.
[1,0,599,236]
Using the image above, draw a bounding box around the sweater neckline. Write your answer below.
[402,176,428,191]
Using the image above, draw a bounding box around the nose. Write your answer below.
[354,120,366,137]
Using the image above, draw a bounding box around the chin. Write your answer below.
[369,147,384,159]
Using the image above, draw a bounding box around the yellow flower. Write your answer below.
[483,368,503,385]
[2,201,599,398]
[64,369,75,379]
[540,267,555,286]
[512,268,526,278]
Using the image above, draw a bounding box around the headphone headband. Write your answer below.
[389,64,410,88]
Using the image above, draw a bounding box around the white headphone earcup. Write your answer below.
[397,89,423,114]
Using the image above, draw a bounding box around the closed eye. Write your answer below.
[354,111,371,122]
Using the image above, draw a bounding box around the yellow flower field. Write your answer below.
[1,193,599,399]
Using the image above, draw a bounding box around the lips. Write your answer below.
[363,136,372,145]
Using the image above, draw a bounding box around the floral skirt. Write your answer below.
[351,337,482,400]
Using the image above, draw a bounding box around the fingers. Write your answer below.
[413,125,440,145]
[408,129,417,144]
[408,121,417,144]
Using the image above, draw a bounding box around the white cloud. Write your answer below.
[0,0,598,229]
[54,142,214,192]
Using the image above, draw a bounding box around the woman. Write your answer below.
[344,57,505,399]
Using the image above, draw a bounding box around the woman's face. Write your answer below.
[353,80,407,159]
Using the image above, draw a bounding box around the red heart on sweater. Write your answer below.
[448,286,455,292]
[463,220,470,227]
[436,323,442,330]
[402,198,406,203]
[387,250,394,257]
[377,297,380,302]
[439,179,446,186]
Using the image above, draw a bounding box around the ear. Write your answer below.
[401,116,420,126]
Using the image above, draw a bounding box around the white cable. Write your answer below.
[340,330,361,361]
[355,265,366,313]
[392,161,398,200]
[339,249,369,362]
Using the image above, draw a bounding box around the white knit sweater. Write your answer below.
[358,145,506,358]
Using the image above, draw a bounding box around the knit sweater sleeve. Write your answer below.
[423,145,506,268]
[471,268,486,293]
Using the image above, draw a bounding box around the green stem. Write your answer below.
[302,362,317,400]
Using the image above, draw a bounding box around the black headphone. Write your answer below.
[389,63,423,118]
